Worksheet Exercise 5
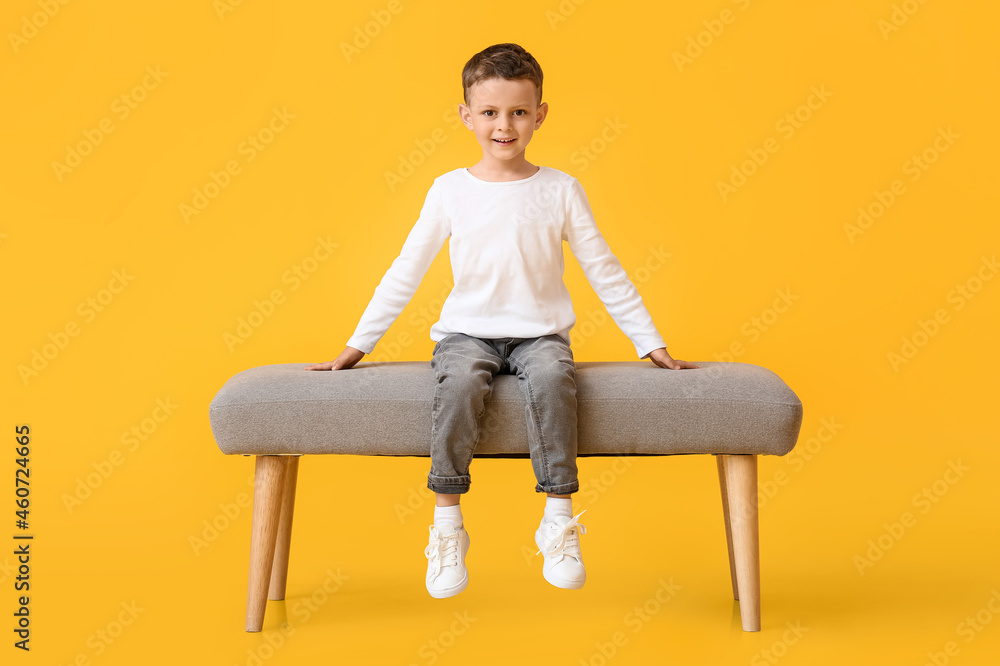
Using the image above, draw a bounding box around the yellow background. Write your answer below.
[3,0,998,663]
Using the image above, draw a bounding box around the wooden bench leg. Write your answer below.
[722,454,761,631]
[268,456,300,601]
[716,455,739,601]
[246,455,288,632]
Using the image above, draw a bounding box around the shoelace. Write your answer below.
[536,510,588,560]
[424,525,461,578]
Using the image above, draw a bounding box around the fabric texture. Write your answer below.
[345,166,668,360]
[208,361,803,457]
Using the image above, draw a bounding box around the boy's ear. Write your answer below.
[534,101,549,129]
[458,103,473,129]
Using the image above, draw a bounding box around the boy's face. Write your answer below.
[459,77,548,165]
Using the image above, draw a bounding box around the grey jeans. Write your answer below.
[427,333,579,495]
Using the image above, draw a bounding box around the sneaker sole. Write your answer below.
[543,573,585,590]
[427,574,469,599]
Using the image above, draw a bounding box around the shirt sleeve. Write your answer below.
[563,178,667,359]
[346,180,450,354]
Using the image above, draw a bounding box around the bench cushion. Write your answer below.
[209,362,802,457]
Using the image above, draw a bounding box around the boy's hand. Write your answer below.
[647,348,700,370]
[304,346,365,371]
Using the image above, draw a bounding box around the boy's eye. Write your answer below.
[483,110,495,116]
[513,110,526,116]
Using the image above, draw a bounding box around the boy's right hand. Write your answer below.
[304,346,365,371]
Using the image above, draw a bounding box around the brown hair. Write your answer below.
[462,43,543,107]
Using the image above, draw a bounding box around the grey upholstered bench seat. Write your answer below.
[210,361,802,457]
[208,361,803,633]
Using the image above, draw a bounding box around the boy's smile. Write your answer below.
[460,77,548,179]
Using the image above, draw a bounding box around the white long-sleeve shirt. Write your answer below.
[346,166,667,359]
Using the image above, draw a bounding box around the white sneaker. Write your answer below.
[424,523,470,598]
[535,510,588,589]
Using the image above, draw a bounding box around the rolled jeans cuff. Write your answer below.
[427,473,471,495]
[536,479,579,495]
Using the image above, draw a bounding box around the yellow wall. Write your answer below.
[2,1,998,663]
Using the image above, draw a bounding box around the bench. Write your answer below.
[208,360,803,632]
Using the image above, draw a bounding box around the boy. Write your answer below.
[306,43,698,599]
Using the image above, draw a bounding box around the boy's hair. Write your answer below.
[462,43,543,107]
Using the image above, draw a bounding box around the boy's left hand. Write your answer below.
[647,348,699,369]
